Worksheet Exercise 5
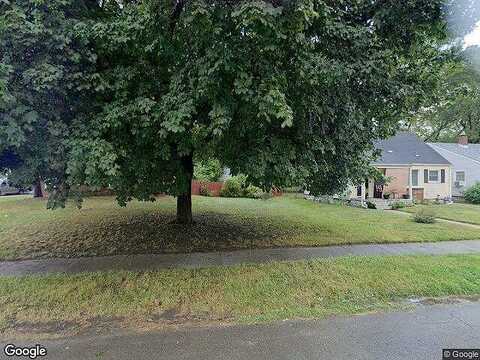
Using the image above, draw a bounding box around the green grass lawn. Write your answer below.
[1,255,480,337]
[0,195,479,260]
[401,203,480,225]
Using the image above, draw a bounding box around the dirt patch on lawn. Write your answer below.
[4,296,480,340]
[4,319,82,339]
[1,312,233,341]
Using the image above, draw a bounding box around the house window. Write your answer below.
[456,171,466,183]
[412,170,419,187]
[428,170,439,182]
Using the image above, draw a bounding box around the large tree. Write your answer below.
[3,0,449,222]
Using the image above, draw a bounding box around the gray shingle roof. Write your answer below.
[373,132,451,166]
[427,142,480,163]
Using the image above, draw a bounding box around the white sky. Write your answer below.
[464,21,480,49]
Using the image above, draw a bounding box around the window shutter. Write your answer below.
[424,169,429,183]
[441,169,446,183]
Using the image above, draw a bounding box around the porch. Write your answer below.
[366,198,413,210]
[354,167,424,203]
[349,197,413,210]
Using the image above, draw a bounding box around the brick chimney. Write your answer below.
[458,133,468,145]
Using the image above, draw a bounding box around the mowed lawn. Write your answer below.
[401,203,480,225]
[1,255,480,336]
[0,195,479,261]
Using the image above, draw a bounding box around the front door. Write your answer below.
[374,183,384,199]
[412,188,424,201]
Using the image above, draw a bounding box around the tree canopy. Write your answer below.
[1,0,451,222]
[408,51,480,143]
[0,0,99,203]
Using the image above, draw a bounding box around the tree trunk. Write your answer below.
[176,155,194,224]
[33,177,44,198]
[177,192,192,224]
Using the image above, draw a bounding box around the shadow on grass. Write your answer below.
[6,212,307,260]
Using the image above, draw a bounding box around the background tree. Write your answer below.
[194,159,224,182]
[406,0,480,142]
[0,0,98,203]
[64,0,449,223]
[408,55,480,143]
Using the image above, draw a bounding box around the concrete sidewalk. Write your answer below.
[1,239,480,276]
[6,302,480,360]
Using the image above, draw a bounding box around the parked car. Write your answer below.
[0,182,21,195]
[0,176,30,196]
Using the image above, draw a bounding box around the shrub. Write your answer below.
[464,183,480,204]
[243,184,263,199]
[194,159,223,182]
[260,192,273,200]
[413,208,436,224]
[391,201,406,210]
[366,201,376,209]
[199,183,212,197]
[220,175,266,199]
[220,175,245,198]
[282,186,302,193]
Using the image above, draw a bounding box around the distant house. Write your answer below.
[350,132,452,202]
[428,134,480,198]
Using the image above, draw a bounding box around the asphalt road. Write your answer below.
[3,302,480,360]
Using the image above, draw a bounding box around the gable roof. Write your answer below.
[427,142,480,164]
[373,132,451,166]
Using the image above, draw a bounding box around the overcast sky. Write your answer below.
[464,21,480,49]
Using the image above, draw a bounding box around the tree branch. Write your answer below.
[170,0,186,34]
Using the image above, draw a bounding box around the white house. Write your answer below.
[349,132,453,204]
[428,134,480,198]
